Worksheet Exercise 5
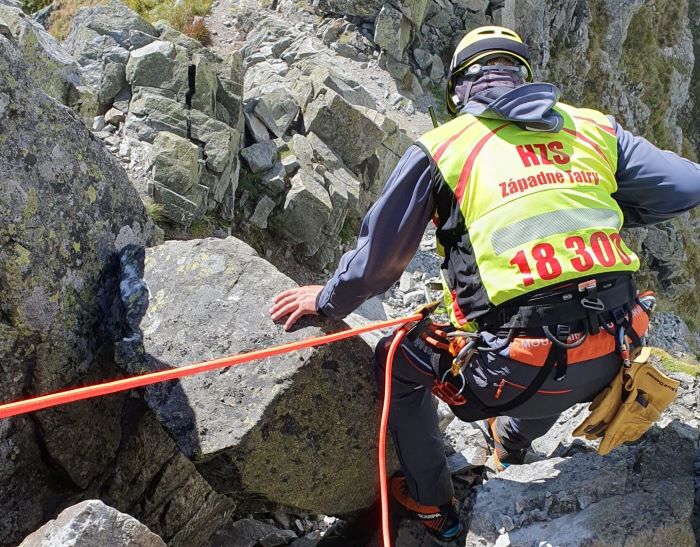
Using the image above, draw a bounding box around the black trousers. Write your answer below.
[375,330,622,505]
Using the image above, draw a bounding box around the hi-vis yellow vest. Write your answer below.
[417,102,640,329]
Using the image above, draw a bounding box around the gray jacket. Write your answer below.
[317,84,700,319]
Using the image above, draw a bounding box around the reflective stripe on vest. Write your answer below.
[418,102,640,325]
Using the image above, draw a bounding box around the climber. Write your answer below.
[269,25,700,541]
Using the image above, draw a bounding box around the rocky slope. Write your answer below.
[208,0,700,335]
[3,0,700,545]
[0,35,388,543]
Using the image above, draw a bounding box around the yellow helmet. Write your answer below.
[446,26,534,116]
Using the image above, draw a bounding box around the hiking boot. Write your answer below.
[389,474,463,542]
[482,417,526,472]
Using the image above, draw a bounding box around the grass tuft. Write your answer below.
[143,198,166,223]
[21,0,52,13]
[125,0,213,32]
[187,214,217,239]
[37,0,213,40]
[651,347,700,377]
[183,16,212,46]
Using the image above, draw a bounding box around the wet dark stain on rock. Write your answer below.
[280,414,303,436]
[321,359,339,372]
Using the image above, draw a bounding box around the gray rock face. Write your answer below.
[64,1,157,112]
[0,34,153,544]
[152,132,201,195]
[241,141,278,173]
[139,237,385,514]
[19,500,165,547]
[125,89,189,142]
[0,3,82,108]
[648,312,696,356]
[304,89,386,169]
[101,401,235,546]
[0,34,234,547]
[373,4,412,60]
[466,424,697,546]
[66,2,244,228]
[278,169,333,243]
[253,87,300,138]
[191,110,240,174]
[209,519,298,547]
[233,15,417,272]
[244,110,271,142]
[125,40,188,99]
[67,0,157,49]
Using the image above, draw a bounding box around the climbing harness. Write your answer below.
[573,289,679,454]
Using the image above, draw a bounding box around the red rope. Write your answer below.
[0,313,422,420]
[379,326,409,547]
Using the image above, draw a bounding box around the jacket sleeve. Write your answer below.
[610,117,700,226]
[316,145,434,320]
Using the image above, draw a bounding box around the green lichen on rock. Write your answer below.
[579,0,609,110]
[0,34,158,544]
[618,0,691,150]
[671,209,700,325]
[682,0,700,156]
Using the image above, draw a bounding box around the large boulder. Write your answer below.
[64,26,130,108]
[0,35,233,547]
[277,168,333,244]
[216,51,245,130]
[138,237,386,514]
[64,0,158,110]
[100,400,235,546]
[396,0,430,28]
[0,34,156,544]
[66,0,157,49]
[125,40,189,100]
[190,109,240,174]
[0,3,82,106]
[294,58,377,110]
[192,53,219,117]
[466,423,697,546]
[124,88,189,143]
[19,500,165,547]
[303,89,386,170]
[373,4,412,60]
[253,86,300,138]
[151,131,201,195]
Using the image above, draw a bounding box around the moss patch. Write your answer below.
[681,0,700,157]
[125,0,213,32]
[34,0,213,40]
[652,347,700,376]
[579,0,609,109]
[619,0,691,150]
[670,209,700,326]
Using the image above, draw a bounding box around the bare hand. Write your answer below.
[269,285,324,331]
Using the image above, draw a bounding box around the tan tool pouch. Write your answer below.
[573,347,680,455]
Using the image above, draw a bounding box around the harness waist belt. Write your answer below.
[482,275,636,331]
